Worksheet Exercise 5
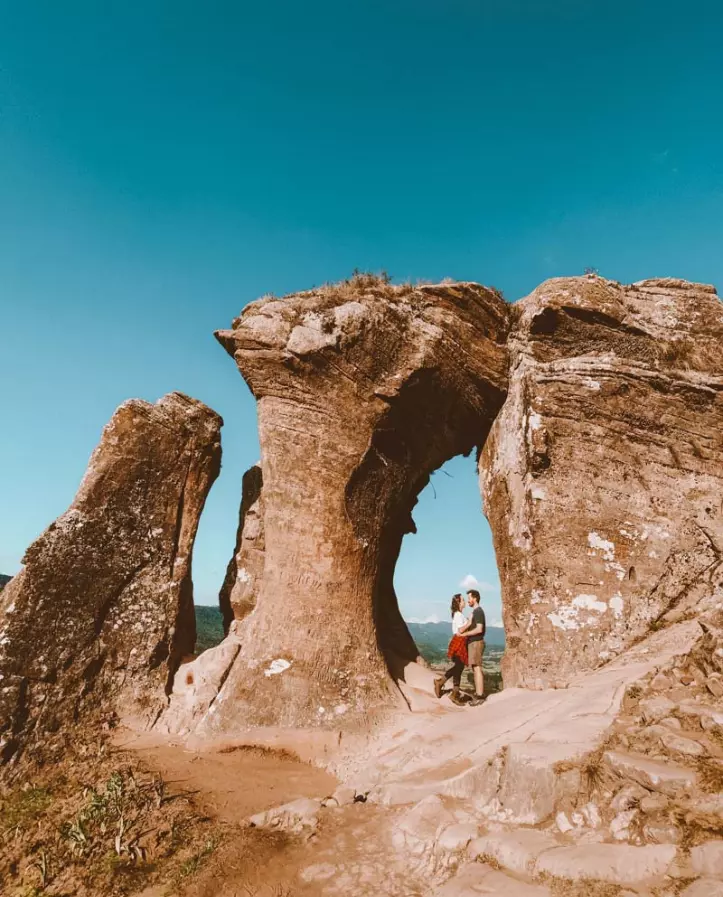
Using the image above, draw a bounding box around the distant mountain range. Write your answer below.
[193,606,504,664]
[0,574,11,591]
[406,619,505,664]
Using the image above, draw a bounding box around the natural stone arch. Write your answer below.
[203,275,511,735]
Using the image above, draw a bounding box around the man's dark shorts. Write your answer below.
[468,638,485,667]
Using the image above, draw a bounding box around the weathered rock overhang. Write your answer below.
[195,278,511,734]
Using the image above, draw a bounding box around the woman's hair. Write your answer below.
[450,593,463,617]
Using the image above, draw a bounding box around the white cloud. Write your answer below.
[459,574,497,593]
[406,615,441,625]
[489,618,503,628]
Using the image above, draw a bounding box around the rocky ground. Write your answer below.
[5,611,722,896]
[243,613,723,897]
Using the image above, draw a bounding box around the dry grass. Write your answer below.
[659,338,720,373]
[660,339,697,369]
[696,757,723,794]
[0,742,231,897]
[580,755,607,798]
[547,875,622,897]
[314,269,414,302]
[707,725,723,752]
[176,827,293,897]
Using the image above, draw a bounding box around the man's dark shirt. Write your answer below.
[468,606,486,643]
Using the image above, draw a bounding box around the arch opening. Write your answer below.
[387,453,505,695]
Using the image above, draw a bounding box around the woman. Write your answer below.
[433,594,468,704]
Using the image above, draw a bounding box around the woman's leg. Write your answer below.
[452,657,464,688]
[436,658,460,698]
[443,661,458,682]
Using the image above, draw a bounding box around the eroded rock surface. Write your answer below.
[218,462,264,633]
[205,274,510,733]
[0,393,222,767]
[481,276,723,687]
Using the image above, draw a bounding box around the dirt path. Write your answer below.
[129,739,337,826]
[126,736,440,897]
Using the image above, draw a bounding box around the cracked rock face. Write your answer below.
[206,277,510,733]
[218,462,265,634]
[481,276,723,687]
[0,393,222,767]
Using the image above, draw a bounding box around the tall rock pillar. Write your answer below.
[481,277,723,687]
[206,276,510,734]
[0,393,222,767]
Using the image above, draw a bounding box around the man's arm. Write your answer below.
[463,623,483,638]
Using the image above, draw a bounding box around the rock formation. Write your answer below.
[203,274,510,734]
[0,393,222,767]
[481,277,723,687]
[3,272,721,754]
[159,273,723,739]
[218,462,264,634]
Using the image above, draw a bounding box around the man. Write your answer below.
[463,589,486,705]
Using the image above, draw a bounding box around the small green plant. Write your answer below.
[1,786,53,832]
[178,836,219,878]
[30,848,51,889]
[60,817,89,855]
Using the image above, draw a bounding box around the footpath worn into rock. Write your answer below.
[246,615,723,896]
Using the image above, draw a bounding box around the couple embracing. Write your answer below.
[433,589,486,706]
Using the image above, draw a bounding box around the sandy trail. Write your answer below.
[122,733,337,826]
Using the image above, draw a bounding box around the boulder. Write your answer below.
[436,823,479,853]
[218,463,264,632]
[480,276,723,687]
[495,742,583,824]
[467,829,559,876]
[603,750,697,796]
[248,797,322,833]
[690,840,723,877]
[433,863,552,897]
[0,393,222,768]
[391,794,456,857]
[535,842,677,885]
[639,696,677,723]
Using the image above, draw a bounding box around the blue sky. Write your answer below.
[2,1,722,625]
